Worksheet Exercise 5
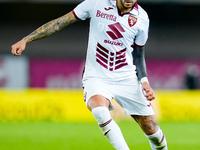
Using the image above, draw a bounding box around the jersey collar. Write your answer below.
[131,2,139,16]
[109,0,139,16]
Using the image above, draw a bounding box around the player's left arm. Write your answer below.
[132,45,155,101]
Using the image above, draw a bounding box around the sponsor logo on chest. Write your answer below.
[96,10,138,28]
[96,10,117,22]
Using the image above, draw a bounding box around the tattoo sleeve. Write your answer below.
[23,11,78,43]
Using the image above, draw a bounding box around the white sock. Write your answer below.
[92,106,130,150]
[146,128,168,150]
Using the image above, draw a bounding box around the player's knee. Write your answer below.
[92,106,111,124]
[87,95,110,111]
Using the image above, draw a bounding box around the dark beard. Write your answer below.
[119,0,135,9]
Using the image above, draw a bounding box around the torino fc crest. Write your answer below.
[128,15,137,27]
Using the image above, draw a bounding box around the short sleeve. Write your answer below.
[73,0,97,20]
[134,18,149,47]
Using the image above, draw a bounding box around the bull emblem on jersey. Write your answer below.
[128,15,137,27]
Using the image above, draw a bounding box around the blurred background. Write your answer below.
[0,0,200,149]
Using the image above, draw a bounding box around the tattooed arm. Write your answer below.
[11,11,78,56]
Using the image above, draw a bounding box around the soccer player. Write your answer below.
[11,0,168,149]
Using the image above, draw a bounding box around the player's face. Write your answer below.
[117,0,137,12]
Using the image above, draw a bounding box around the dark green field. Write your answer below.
[0,121,199,150]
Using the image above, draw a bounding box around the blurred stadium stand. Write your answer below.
[0,0,200,89]
[1,0,200,4]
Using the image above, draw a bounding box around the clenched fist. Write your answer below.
[11,39,27,56]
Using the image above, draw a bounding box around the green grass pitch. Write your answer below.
[0,121,200,150]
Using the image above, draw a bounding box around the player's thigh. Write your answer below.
[87,95,110,111]
[131,115,159,135]
[83,78,113,111]
[114,78,155,115]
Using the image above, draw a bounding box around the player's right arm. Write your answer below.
[11,11,78,56]
[133,45,155,101]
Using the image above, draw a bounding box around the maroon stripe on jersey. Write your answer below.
[134,2,139,10]
[96,53,108,64]
[99,119,112,128]
[109,22,125,32]
[106,31,118,40]
[107,22,125,40]
[72,10,81,20]
[110,57,114,61]
[116,48,126,55]
[111,52,115,56]
[108,26,123,39]
[97,48,108,58]
[97,43,109,54]
[116,53,126,60]
[115,62,128,70]
[96,58,108,69]
[115,58,126,65]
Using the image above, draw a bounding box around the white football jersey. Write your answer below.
[73,0,149,82]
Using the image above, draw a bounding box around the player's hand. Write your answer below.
[142,82,155,101]
[11,39,27,56]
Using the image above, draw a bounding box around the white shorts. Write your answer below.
[82,77,155,116]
